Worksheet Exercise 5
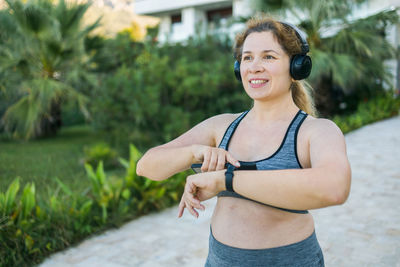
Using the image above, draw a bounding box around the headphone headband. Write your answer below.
[279,21,309,54]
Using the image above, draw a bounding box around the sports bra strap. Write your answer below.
[218,110,249,150]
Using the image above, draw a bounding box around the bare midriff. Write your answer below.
[210,196,315,249]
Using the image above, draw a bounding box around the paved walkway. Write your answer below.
[40,116,400,267]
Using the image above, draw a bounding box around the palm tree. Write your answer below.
[254,0,399,115]
[0,0,99,139]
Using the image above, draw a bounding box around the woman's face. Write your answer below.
[240,31,292,102]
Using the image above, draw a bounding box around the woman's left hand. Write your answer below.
[177,170,225,218]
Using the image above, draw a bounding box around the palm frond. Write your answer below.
[2,78,67,139]
[55,0,91,39]
[351,7,400,29]
[65,88,90,120]
[308,48,333,82]
[325,7,399,59]
[329,53,362,90]
[79,16,102,39]
[6,0,51,36]
[309,48,365,92]
[0,10,18,41]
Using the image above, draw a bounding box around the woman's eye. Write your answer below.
[265,55,275,60]
[243,55,252,61]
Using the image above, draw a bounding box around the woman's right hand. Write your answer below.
[191,144,240,172]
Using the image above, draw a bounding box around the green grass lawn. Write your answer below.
[0,125,124,195]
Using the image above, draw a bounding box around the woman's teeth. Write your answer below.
[250,80,267,84]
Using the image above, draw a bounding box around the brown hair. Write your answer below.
[234,16,317,116]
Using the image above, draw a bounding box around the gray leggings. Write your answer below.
[205,228,324,267]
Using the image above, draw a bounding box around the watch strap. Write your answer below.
[225,163,236,192]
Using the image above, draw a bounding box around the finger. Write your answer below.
[185,177,197,195]
[178,195,185,218]
[208,149,218,171]
[189,199,203,212]
[183,186,200,218]
[185,179,194,193]
[178,197,185,218]
[188,193,204,210]
[195,200,205,211]
[226,152,240,167]
[188,181,197,195]
[201,148,212,172]
[186,181,202,208]
[185,201,199,218]
[183,180,202,215]
[178,204,184,218]
[186,175,199,190]
[216,150,226,170]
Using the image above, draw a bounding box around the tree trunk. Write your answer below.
[314,75,343,117]
[39,101,62,137]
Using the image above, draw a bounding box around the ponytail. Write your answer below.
[291,81,317,117]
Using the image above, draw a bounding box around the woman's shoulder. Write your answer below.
[208,112,243,123]
[302,115,345,139]
[205,112,244,130]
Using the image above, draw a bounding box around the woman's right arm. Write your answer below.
[136,114,240,181]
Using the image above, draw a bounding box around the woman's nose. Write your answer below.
[249,58,264,73]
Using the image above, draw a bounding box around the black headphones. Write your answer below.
[234,22,312,81]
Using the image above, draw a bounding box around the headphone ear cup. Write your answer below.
[290,55,312,80]
[234,60,242,81]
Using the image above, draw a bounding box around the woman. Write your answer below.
[137,16,351,267]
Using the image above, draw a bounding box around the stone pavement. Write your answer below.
[40,116,400,267]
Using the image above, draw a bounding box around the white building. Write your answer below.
[134,0,253,42]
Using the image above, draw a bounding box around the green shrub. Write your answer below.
[333,93,400,134]
[82,142,119,169]
[0,144,187,266]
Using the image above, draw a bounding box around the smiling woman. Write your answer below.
[137,15,351,267]
[234,19,315,116]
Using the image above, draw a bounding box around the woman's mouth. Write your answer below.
[249,79,269,88]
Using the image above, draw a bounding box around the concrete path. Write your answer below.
[40,116,400,267]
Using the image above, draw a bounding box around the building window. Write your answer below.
[206,6,232,32]
[171,13,182,24]
[171,13,185,41]
[207,7,232,23]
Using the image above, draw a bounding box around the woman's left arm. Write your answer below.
[180,119,351,216]
[233,119,351,210]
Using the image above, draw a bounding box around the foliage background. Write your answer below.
[89,33,251,150]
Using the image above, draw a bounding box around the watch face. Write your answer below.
[191,164,202,173]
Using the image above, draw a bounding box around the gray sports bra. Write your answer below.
[217,109,309,214]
